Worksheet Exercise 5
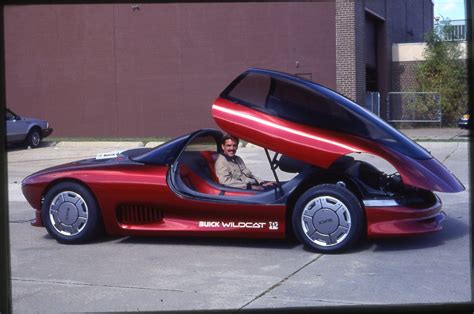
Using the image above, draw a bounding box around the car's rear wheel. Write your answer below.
[26,129,41,148]
[42,182,102,244]
[292,184,364,253]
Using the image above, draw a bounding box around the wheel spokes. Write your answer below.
[49,191,89,236]
[301,195,352,247]
[310,231,331,244]
[336,206,350,228]
[330,226,349,244]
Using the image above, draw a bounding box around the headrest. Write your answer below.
[278,155,309,173]
[200,151,219,182]
[200,150,219,163]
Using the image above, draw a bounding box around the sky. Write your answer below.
[432,0,467,20]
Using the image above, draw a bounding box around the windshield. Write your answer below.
[221,69,431,160]
[132,134,190,165]
[6,109,18,120]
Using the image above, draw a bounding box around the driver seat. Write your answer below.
[199,150,220,183]
[178,150,257,197]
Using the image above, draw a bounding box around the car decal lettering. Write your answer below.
[198,221,279,230]
[199,221,221,228]
[269,221,279,230]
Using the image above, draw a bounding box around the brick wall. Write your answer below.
[392,59,468,92]
[5,2,337,137]
[336,0,364,104]
[335,0,355,101]
[336,0,433,113]
[354,1,366,104]
[392,61,420,92]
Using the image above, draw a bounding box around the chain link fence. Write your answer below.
[387,92,442,126]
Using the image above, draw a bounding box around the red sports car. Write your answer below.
[22,69,464,252]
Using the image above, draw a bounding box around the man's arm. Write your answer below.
[235,156,263,184]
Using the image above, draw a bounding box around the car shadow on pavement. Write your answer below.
[40,217,468,253]
[296,238,374,255]
[41,233,127,245]
[116,235,301,250]
[40,232,302,250]
[116,234,374,254]
[369,217,469,252]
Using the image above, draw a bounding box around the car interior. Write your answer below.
[159,129,408,204]
[169,131,310,203]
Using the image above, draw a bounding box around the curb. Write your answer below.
[40,128,469,149]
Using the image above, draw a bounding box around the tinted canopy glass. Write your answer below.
[221,69,431,160]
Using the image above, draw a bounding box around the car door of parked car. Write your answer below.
[6,109,27,142]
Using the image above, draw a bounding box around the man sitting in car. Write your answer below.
[215,134,276,191]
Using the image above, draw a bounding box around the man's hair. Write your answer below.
[221,134,239,145]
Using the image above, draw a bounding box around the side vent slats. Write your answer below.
[117,205,163,225]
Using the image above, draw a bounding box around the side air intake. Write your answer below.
[117,205,163,225]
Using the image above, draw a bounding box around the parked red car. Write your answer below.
[22,69,464,252]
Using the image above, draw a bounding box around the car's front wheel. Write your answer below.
[42,182,103,244]
[292,184,364,253]
[26,129,41,148]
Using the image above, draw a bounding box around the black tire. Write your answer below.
[42,182,103,244]
[292,184,364,253]
[26,128,41,148]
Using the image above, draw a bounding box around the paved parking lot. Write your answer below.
[7,135,471,312]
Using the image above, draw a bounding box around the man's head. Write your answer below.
[221,134,239,158]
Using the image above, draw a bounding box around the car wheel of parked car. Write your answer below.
[292,184,364,253]
[42,182,102,244]
[26,129,41,148]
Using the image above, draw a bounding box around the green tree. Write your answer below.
[415,20,468,126]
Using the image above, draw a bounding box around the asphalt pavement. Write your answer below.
[6,128,472,312]
[398,127,469,141]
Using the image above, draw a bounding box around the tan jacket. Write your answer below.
[215,153,262,189]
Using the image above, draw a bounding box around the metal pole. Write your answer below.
[0,6,12,313]
[386,93,390,121]
[264,148,283,198]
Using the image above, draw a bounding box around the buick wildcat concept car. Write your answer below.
[22,69,464,252]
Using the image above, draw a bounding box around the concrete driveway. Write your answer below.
[7,137,471,312]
